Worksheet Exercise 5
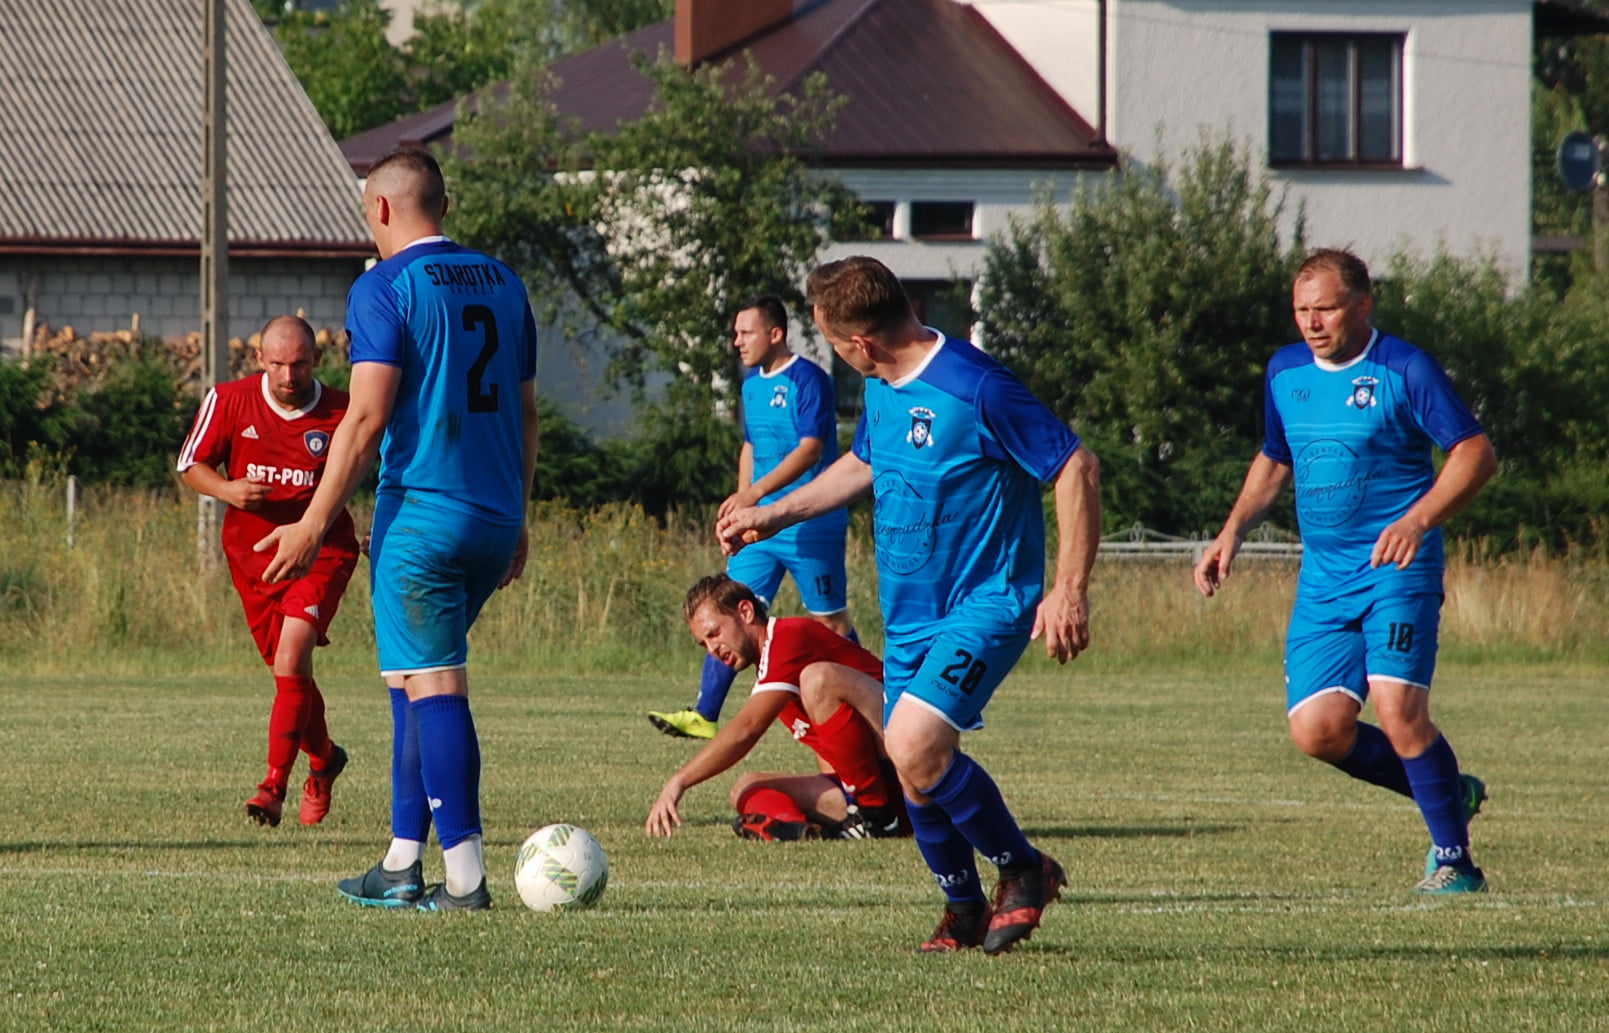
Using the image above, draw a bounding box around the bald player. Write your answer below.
[259,148,540,911]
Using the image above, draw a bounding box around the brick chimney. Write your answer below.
[675,0,795,65]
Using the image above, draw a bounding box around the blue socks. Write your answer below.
[389,688,430,842]
[1403,734,1475,872]
[1333,722,1413,797]
[695,653,738,723]
[411,694,483,850]
[907,752,1038,903]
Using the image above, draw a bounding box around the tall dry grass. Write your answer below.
[1,480,1604,675]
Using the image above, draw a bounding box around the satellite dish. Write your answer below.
[1557,130,1601,193]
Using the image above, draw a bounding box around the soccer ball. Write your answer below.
[514,823,609,912]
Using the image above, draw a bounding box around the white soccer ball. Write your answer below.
[514,823,609,912]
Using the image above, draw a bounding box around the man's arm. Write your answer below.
[500,379,541,588]
[1192,451,1293,597]
[715,451,872,555]
[257,361,400,582]
[1032,446,1102,663]
[645,690,789,837]
[1371,432,1497,570]
[719,438,826,518]
[180,463,270,512]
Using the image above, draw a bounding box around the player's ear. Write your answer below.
[736,599,755,624]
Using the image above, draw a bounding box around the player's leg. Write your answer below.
[796,664,898,831]
[1285,601,1413,797]
[234,578,291,827]
[337,676,427,908]
[271,606,348,825]
[790,535,858,644]
[729,771,840,840]
[1365,594,1485,892]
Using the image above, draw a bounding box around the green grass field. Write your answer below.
[2,662,1605,1033]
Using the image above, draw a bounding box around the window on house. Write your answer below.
[843,200,896,240]
[1270,33,1403,166]
[909,202,976,240]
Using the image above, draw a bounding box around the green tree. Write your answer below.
[977,135,1307,534]
[447,52,861,418]
[267,0,409,139]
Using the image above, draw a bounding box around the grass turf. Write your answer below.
[1,664,1604,1032]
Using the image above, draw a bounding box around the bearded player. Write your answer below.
[646,574,907,842]
[178,315,358,827]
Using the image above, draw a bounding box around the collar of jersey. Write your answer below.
[393,234,452,256]
[259,374,323,419]
[886,327,947,388]
[1312,328,1380,373]
[756,353,800,379]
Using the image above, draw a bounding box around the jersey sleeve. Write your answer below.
[176,387,229,473]
[1261,362,1293,465]
[1403,349,1483,450]
[791,363,835,444]
[346,271,408,367]
[976,367,1079,484]
[753,621,810,695]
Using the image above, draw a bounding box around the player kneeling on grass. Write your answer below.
[177,315,357,828]
[645,575,908,842]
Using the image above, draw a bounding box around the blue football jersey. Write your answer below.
[742,354,848,540]
[851,333,1080,640]
[347,238,539,526]
[1263,330,1483,596]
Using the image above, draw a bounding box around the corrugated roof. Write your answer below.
[0,0,371,255]
[342,0,1115,173]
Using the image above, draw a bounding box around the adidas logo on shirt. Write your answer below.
[304,605,320,620]
[242,425,259,440]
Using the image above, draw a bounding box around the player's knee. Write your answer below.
[729,773,763,809]
[1288,712,1354,762]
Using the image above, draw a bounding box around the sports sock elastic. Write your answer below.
[810,703,892,809]
[695,653,737,723]
[300,679,333,768]
[412,694,483,851]
[265,675,314,784]
[906,797,984,905]
[442,834,485,897]
[925,752,1038,871]
[1332,721,1413,797]
[1403,734,1476,873]
[390,687,432,843]
[382,838,425,871]
[734,785,810,823]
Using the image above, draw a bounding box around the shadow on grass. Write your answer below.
[1026,823,1241,840]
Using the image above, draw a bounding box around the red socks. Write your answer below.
[812,703,893,809]
[265,675,332,787]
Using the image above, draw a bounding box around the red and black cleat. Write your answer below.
[982,851,1067,955]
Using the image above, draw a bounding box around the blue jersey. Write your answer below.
[347,238,538,526]
[1263,330,1482,598]
[851,333,1080,641]
[743,354,848,541]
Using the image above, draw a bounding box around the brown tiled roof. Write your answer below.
[0,0,371,257]
[342,0,1115,173]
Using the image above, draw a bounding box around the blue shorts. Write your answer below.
[369,493,521,677]
[883,618,1032,731]
[1284,589,1442,714]
[726,528,848,615]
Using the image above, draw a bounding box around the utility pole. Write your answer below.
[199,0,229,562]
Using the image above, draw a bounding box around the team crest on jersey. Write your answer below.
[906,407,936,449]
[1345,376,1379,410]
[303,429,331,457]
[770,384,789,409]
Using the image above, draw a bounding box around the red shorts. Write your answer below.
[227,544,357,666]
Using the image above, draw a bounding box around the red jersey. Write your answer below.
[753,617,883,749]
[177,374,359,579]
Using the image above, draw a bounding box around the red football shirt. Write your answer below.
[177,374,358,580]
[753,617,883,748]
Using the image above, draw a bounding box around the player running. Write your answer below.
[1194,247,1496,894]
[718,256,1102,955]
[177,315,357,828]
[646,574,906,842]
[648,296,857,740]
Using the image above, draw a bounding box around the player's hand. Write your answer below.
[255,520,323,583]
[714,506,776,556]
[717,487,762,520]
[1032,584,1090,663]
[1192,534,1240,598]
[227,480,272,511]
[499,524,530,588]
[644,784,684,838]
[1371,516,1426,570]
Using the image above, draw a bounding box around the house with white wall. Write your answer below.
[341,0,1606,431]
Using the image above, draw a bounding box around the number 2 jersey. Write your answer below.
[1263,330,1484,600]
[346,237,539,526]
[177,374,359,578]
[851,331,1081,643]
